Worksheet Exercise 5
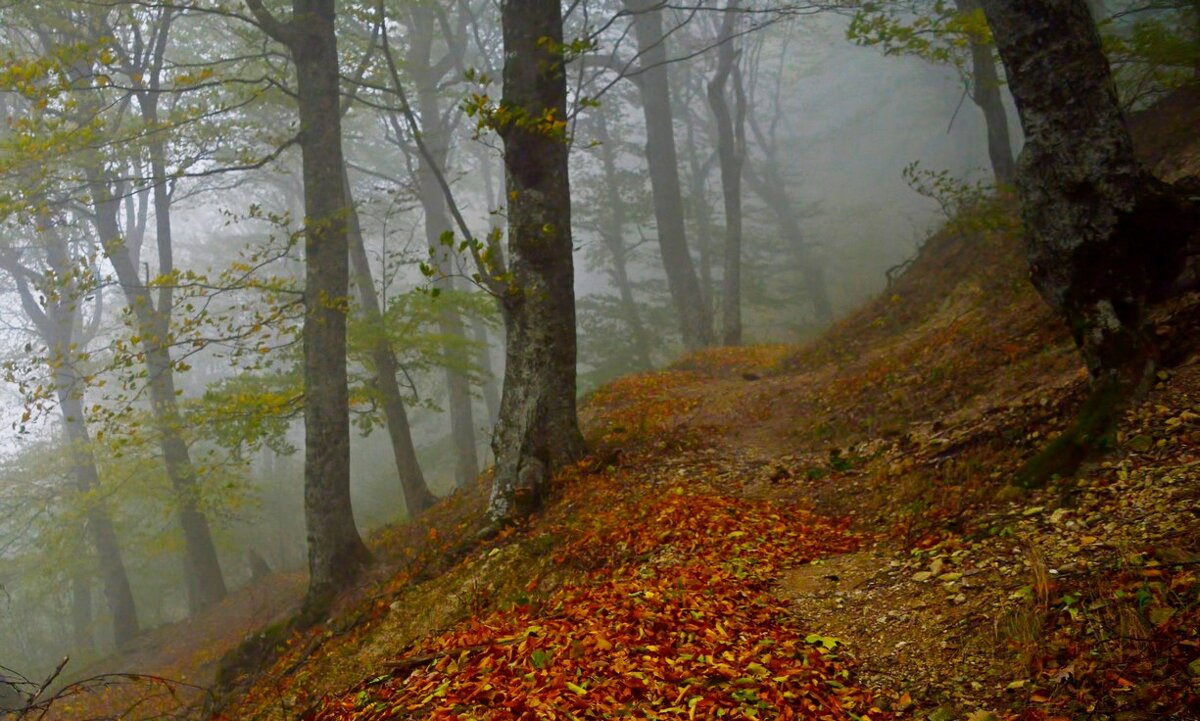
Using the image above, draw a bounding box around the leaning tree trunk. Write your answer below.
[344,172,436,517]
[624,0,714,350]
[487,0,586,526]
[10,235,143,648]
[56,382,140,648]
[247,0,373,618]
[954,0,1016,186]
[979,0,1199,487]
[86,174,229,614]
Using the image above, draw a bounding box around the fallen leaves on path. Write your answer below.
[303,473,887,721]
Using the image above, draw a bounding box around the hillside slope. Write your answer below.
[35,87,1200,721]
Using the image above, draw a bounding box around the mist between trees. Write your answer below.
[0,0,1193,684]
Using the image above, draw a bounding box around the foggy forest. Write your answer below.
[0,0,1197,719]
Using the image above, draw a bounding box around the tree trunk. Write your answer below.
[594,106,654,370]
[624,0,714,350]
[9,231,144,649]
[708,6,747,346]
[86,173,228,615]
[412,72,480,490]
[57,385,140,649]
[487,0,586,526]
[682,107,717,318]
[71,569,93,653]
[979,0,1200,486]
[344,171,436,517]
[247,0,373,617]
[742,152,834,326]
[473,147,505,428]
[955,0,1016,186]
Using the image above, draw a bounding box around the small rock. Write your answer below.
[913,571,933,582]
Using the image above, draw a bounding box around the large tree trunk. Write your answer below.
[979,0,1199,487]
[248,0,373,617]
[487,0,586,526]
[955,0,1016,186]
[708,6,747,346]
[594,105,654,370]
[624,0,714,350]
[344,171,436,517]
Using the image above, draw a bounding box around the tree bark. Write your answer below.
[344,171,436,517]
[954,0,1016,186]
[487,0,586,526]
[979,0,1200,486]
[247,0,372,617]
[624,0,714,350]
[708,6,747,346]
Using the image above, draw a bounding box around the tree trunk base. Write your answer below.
[1011,356,1152,489]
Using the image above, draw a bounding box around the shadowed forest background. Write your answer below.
[0,1,1197,720]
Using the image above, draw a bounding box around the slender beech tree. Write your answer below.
[486,0,586,526]
[245,0,372,617]
[707,4,747,345]
[978,0,1199,486]
[590,102,654,370]
[66,7,230,614]
[344,171,436,516]
[954,0,1016,186]
[0,227,140,649]
[622,0,715,349]
[403,5,481,490]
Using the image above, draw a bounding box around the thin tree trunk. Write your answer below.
[411,70,480,490]
[86,174,228,614]
[624,0,714,350]
[247,0,373,618]
[71,570,93,653]
[344,171,436,517]
[594,106,654,369]
[472,144,504,428]
[73,10,227,615]
[979,0,1200,486]
[708,5,747,346]
[955,0,1016,186]
[487,0,586,526]
[58,389,141,648]
[682,108,717,318]
[473,321,501,428]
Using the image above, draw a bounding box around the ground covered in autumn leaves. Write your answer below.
[34,87,1200,721]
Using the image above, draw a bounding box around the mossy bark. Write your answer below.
[487,0,586,526]
[980,0,1199,488]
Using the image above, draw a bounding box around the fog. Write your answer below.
[0,0,1032,682]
